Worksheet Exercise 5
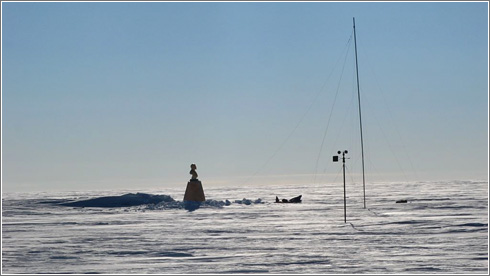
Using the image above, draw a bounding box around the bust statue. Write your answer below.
[184,163,205,202]
[189,164,198,180]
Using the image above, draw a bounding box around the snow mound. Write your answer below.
[145,198,263,211]
[59,193,174,208]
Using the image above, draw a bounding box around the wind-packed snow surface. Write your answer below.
[2,180,488,274]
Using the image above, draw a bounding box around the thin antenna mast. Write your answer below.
[353,17,367,209]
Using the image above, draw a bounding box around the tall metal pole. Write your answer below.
[342,151,347,223]
[353,17,366,209]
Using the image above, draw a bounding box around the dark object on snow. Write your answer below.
[396,199,408,203]
[275,195,302,203]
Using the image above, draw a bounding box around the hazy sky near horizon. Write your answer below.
[2,1,488,193]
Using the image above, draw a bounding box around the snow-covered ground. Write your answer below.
[2,180,488,274]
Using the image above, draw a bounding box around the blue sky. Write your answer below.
[2,1,488,192]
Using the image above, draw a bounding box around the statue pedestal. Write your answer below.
[183,180,206,202]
